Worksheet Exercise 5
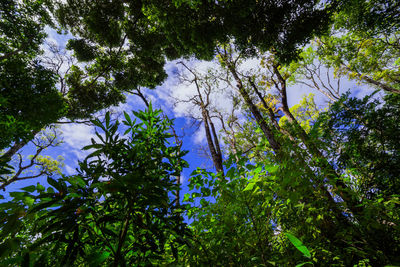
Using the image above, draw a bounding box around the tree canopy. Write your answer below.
[1,0,400,266]
[0,0,65,150]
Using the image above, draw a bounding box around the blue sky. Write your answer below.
[1,27,377,202]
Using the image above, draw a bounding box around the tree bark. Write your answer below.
[226,62,281,153]
[202,107,224,175]
[361,75,400,94]
[343,66,400,94]
[272,64,362,215]
[114,210,131,267]
[180,60,225,176]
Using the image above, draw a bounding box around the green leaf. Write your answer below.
[183,193,190,202]
[0,240,12,258]
[23,197,34,206]
[285,233,311,258]
[86,149,103,158]
[1,215,19,238]
[296,262,313,267]
[254,166,263,174]
[244,182,256,191]
[9,192,25,200]
[245,163,255,170]
[87,251,110,267]
[226,167,235,178]
[47,177,62,191]
[36,183,45,192]
[91,119,104,129]
[82,143,103,150]
[0,256,23,266]
[68,176,86,188]
[105,112,110,128]
[21,185,36,192]
[201,187,211,197]
[265,164,279,173]
[124,111,132,125]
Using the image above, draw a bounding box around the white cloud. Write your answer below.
[61,123,96,149]
[179,173,186,184]
[59,123,99,160]
[147,58,244,146]
[44,26,73,49]
[64,164,76,175]
[193,127,206,144]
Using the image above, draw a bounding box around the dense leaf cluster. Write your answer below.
[1,107,189,265]
[1,0,400,266]
[0,0,65,150]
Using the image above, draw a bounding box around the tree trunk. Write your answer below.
[272,64,362,216]
[227,63,281,153]
[202,107,224,175]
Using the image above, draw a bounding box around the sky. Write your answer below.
[1,27,377,202]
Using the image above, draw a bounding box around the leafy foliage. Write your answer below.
[0,107,189,265]
[317,92,400,199]
[181,92,400,265]
[1,1,400,266]
[0,0,66,150]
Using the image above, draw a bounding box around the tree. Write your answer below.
[315,32,400,94]
[53,0,173,120]
[182,160,276,266]
[0,0,53,61]
[0,0,66,151]
[55,0,335,70]
[1,0,160,182]
[0,126,64,191]
[287,46,342,102]
[175,61,225,175]
[176,44,400,265]
[309,0,400,94]
[181,93,400,266]
[317,92,400,199]
[336,0,400,35]
[0,0,68,178]
[2,1,400,265]
[0,106,189,265]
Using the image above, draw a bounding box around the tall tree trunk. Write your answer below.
[170,125,183,206]
[202,107,224,175]
[114,209,131,267]
[207,110,224,174]
[272,64,362,215]
[248,78,296,141]
[178,60,224,176]
[226,62,281,153]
